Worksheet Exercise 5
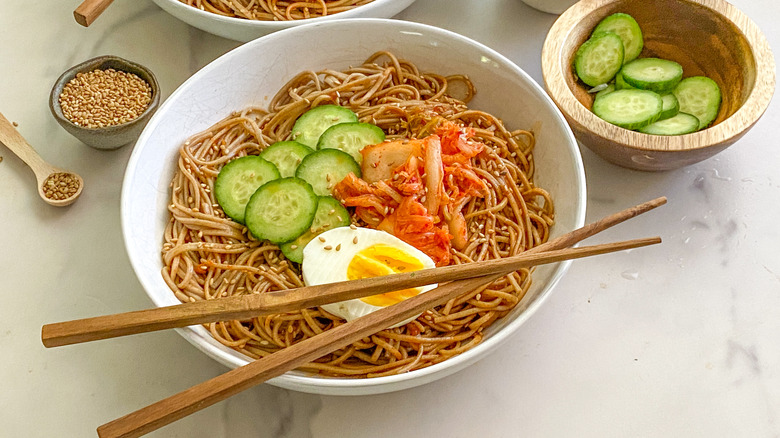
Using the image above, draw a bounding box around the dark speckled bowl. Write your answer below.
[49,55,160,151]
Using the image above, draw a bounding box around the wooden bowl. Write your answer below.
[541,0,775,171]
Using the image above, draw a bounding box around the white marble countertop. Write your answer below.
[2,1,779,437]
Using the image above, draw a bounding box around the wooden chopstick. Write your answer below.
[43,237,659,348]
[74,0,115,27]
[95,197,666,438]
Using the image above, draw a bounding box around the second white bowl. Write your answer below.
[151,0,418,41]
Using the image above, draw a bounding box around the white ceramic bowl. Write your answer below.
[151,0,417,41]
[122,18,586,395]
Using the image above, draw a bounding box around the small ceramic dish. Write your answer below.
[49,55,160,151]
[541,0,776,171]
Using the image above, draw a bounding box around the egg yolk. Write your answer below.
[347,244,426,307]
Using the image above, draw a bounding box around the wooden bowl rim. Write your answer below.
[541,0,776,153]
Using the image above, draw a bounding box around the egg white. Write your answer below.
[301,227,437,328]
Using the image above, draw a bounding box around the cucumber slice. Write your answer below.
[615,70,636,90]
[280,196,351,263]
[673,76,722,130]
[574,32,624,87]
[295,149,361,196]
[659,93,680,120]
[639,112,700,135]
[593,83,616,99]
[214,156,281,224]
[317,122,386,164]
[259,141,314,178]
[592,89,663,130]
[245,177,318,244]
[621,58,683,93]
[592,13,644,63]
[290,105,358,149]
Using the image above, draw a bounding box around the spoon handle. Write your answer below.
[0,112,49,179]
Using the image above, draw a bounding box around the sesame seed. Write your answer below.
[41,172,81,201]
[335,243,341,251]
[318,236,326,243]
[353,236,358,244]
[58,68,152,129]
[324,245,333,250]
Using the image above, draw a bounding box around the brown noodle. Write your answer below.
[179,0,375,21]
[162,51,554,378]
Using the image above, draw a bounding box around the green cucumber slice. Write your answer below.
[295,149,361,196]
[214,156,281,224]
[639,112,700,135]
[290,105,358,149]
[280,196,351,263]
[673,76,722,130]
[317,122,385,164]
[615,70,636,90]
[259,141,314,178]
[592,89,663,130]
[593,84,616,102]
[659,93,680,120]
[574,32,624,87]
[621,58,683,93]
[244,177,318,244]
[594,83,616,100]
[592,13,644,63]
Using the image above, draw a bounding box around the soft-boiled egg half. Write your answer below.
[301,227,437,328]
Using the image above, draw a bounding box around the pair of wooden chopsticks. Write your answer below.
[43,197,666,438]
[74,0,115,27]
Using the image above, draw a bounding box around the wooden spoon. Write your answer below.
[0,112,83,207]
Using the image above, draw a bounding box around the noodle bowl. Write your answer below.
[122,19,585,394]
[178,0,377,21]
[150,0,417,41]
[163,51,554,378]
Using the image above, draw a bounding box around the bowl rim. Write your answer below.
[541,0,776,153]
[49,55,161,134]
[153,0,415,30]
[122,17,587,393]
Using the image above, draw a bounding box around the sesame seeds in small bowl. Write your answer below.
[49,55,160,150]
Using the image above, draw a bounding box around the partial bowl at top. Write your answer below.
[49,55,160,151]
[151,0,418,42]
[122,18,586,395]
[542,0,775,171]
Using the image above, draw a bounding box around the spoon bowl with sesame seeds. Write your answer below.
[0,112,83,207]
